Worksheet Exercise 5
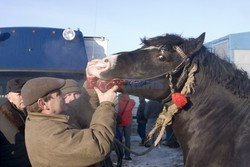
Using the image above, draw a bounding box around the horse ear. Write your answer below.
[180,32,205,56]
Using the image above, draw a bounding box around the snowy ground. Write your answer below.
[110,135,184,167]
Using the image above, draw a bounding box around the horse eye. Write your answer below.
[158,55,166,61]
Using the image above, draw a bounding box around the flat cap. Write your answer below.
[60,79,81,95]
[21,77,65,106]
[6,78,27,93]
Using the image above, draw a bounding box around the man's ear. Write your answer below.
[37,98,49,110]
[6,93,11,102]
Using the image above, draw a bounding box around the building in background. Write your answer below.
[205,32,250,74]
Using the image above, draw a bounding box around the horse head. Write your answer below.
[88,33,205,100]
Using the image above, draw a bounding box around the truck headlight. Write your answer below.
[62,28,75,41]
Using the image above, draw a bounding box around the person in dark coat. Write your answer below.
[144,100,163,147]
[164,125,180,148]
[136,96,147,145]
[0,78,31,167]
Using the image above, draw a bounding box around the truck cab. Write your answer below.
[0,27,107,104]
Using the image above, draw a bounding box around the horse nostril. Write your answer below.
[104,59,109,63]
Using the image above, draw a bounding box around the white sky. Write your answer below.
[1,0,250,54]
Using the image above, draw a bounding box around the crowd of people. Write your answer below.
[114,94,180,166]
[0,62,179,167]
[118,96,180,149]
[0,61,118,167]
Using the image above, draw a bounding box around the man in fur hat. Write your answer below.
[0,78,31,167]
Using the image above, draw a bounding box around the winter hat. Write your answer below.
[6,78,27,93]
[21,77,65,106]
[60,79,81,95]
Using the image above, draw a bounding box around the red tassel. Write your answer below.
[171,93,188,109]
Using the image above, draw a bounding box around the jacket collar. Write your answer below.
[27,112,69,123]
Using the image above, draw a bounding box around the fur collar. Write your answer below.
[0,101,26,134]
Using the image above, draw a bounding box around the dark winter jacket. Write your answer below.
[136,100,147,124]
[144,100,163,119]
[0,100,31,167]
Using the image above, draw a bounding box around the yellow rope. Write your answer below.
[146,64,198,146]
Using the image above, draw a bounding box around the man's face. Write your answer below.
[63,92,81,104]
[46,91,68,114]
[7,92,25,110]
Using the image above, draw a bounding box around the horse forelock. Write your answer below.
[141,34,186,49]
[141,46,161,51]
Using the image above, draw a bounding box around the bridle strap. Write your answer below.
[161,46,191,103]
[161,61,191,103]
[174,46,187,59]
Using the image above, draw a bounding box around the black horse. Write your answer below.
[87,33,250,167]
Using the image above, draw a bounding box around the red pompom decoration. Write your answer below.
[171,93,188,109]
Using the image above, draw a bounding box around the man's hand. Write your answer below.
[94,85,118,104]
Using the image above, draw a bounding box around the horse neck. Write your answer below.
[172,65,250,161]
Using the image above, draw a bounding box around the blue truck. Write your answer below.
[0,27,108,104]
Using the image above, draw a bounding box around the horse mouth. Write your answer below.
[86,76,152,92]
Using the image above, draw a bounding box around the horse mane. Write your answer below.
[193,47,250,98]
